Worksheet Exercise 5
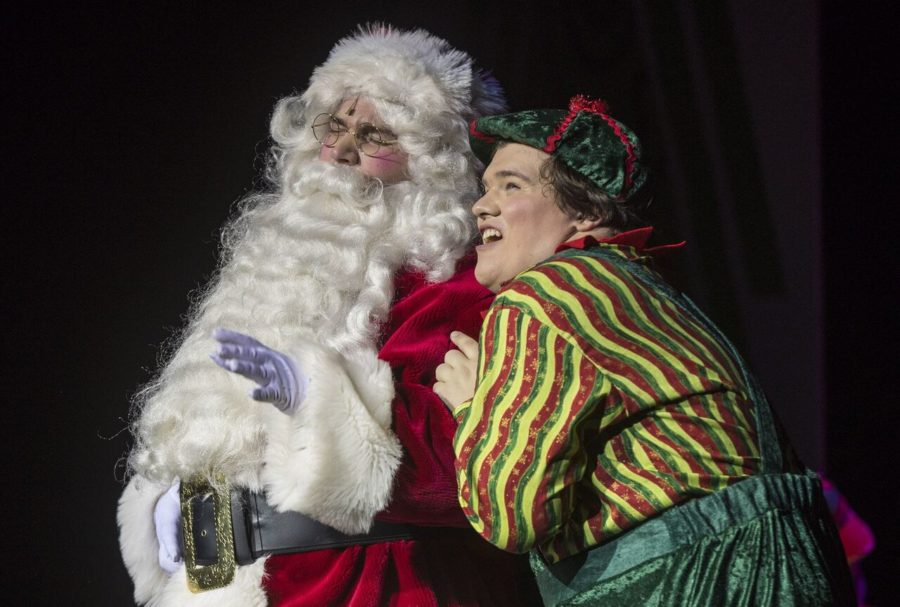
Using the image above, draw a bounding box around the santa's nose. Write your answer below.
[326,131,360,165]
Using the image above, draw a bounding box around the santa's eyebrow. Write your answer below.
[346,96,360,116]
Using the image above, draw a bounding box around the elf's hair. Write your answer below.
[539,153,650,231]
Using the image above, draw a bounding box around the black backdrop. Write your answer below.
[5,2,897,604]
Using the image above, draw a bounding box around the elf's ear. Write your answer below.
[572,214,605,233]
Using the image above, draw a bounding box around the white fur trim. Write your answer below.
[147,561,267,607]
[118,476,268,606]
[261,340,401,534]
[118,477,171,604]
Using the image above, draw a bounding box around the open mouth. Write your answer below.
[481,227,503,244]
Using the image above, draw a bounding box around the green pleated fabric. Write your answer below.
[530,471,855,606]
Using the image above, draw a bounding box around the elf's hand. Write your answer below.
[433,331,479,414]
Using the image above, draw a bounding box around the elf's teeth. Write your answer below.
[482,228,502,243]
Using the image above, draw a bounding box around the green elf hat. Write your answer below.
[469,94,647,201]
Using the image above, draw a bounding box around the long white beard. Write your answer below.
[216,161,402,352]
[127,160,474,486]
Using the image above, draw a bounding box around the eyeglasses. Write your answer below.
[311,113,399,157]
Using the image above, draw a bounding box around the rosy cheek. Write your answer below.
[361,152,407,181]
[318,146,331,161]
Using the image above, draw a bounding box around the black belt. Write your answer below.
[179,477,421,592]
[190,488,418,565]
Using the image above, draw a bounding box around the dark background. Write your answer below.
[4,1,897,604]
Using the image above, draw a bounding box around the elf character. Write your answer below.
[436,96,856,606]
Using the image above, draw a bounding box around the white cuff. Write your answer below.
[260,341,401,534]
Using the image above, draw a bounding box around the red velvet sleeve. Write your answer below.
[375,256,494,526]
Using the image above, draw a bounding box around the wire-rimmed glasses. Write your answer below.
[311,113,399,157]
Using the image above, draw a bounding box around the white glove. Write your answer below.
[212,327,307,414]
[153,481,182,573]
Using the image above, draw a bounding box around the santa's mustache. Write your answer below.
[290,160,386,209]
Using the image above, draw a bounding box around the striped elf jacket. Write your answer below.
[453,228,781,564]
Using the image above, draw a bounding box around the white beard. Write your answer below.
[215,161,402,353]
[127,159,473,487]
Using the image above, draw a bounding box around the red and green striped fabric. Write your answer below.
[454,244,764,563]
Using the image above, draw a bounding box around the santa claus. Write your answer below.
[118,25,538,606]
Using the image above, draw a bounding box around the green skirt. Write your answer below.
[530,471,855,606]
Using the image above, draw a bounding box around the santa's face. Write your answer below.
[316,97,409,184]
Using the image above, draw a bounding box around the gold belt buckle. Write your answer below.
[180,476,237,592]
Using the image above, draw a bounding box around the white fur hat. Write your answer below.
[270,24,507,159]
[304,24,506,120]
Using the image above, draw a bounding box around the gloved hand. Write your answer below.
[212,327,306,413]
[154,481,182,573]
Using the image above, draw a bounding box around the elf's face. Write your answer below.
[472,143,585,292]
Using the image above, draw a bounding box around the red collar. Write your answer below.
[555,226,685,256]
